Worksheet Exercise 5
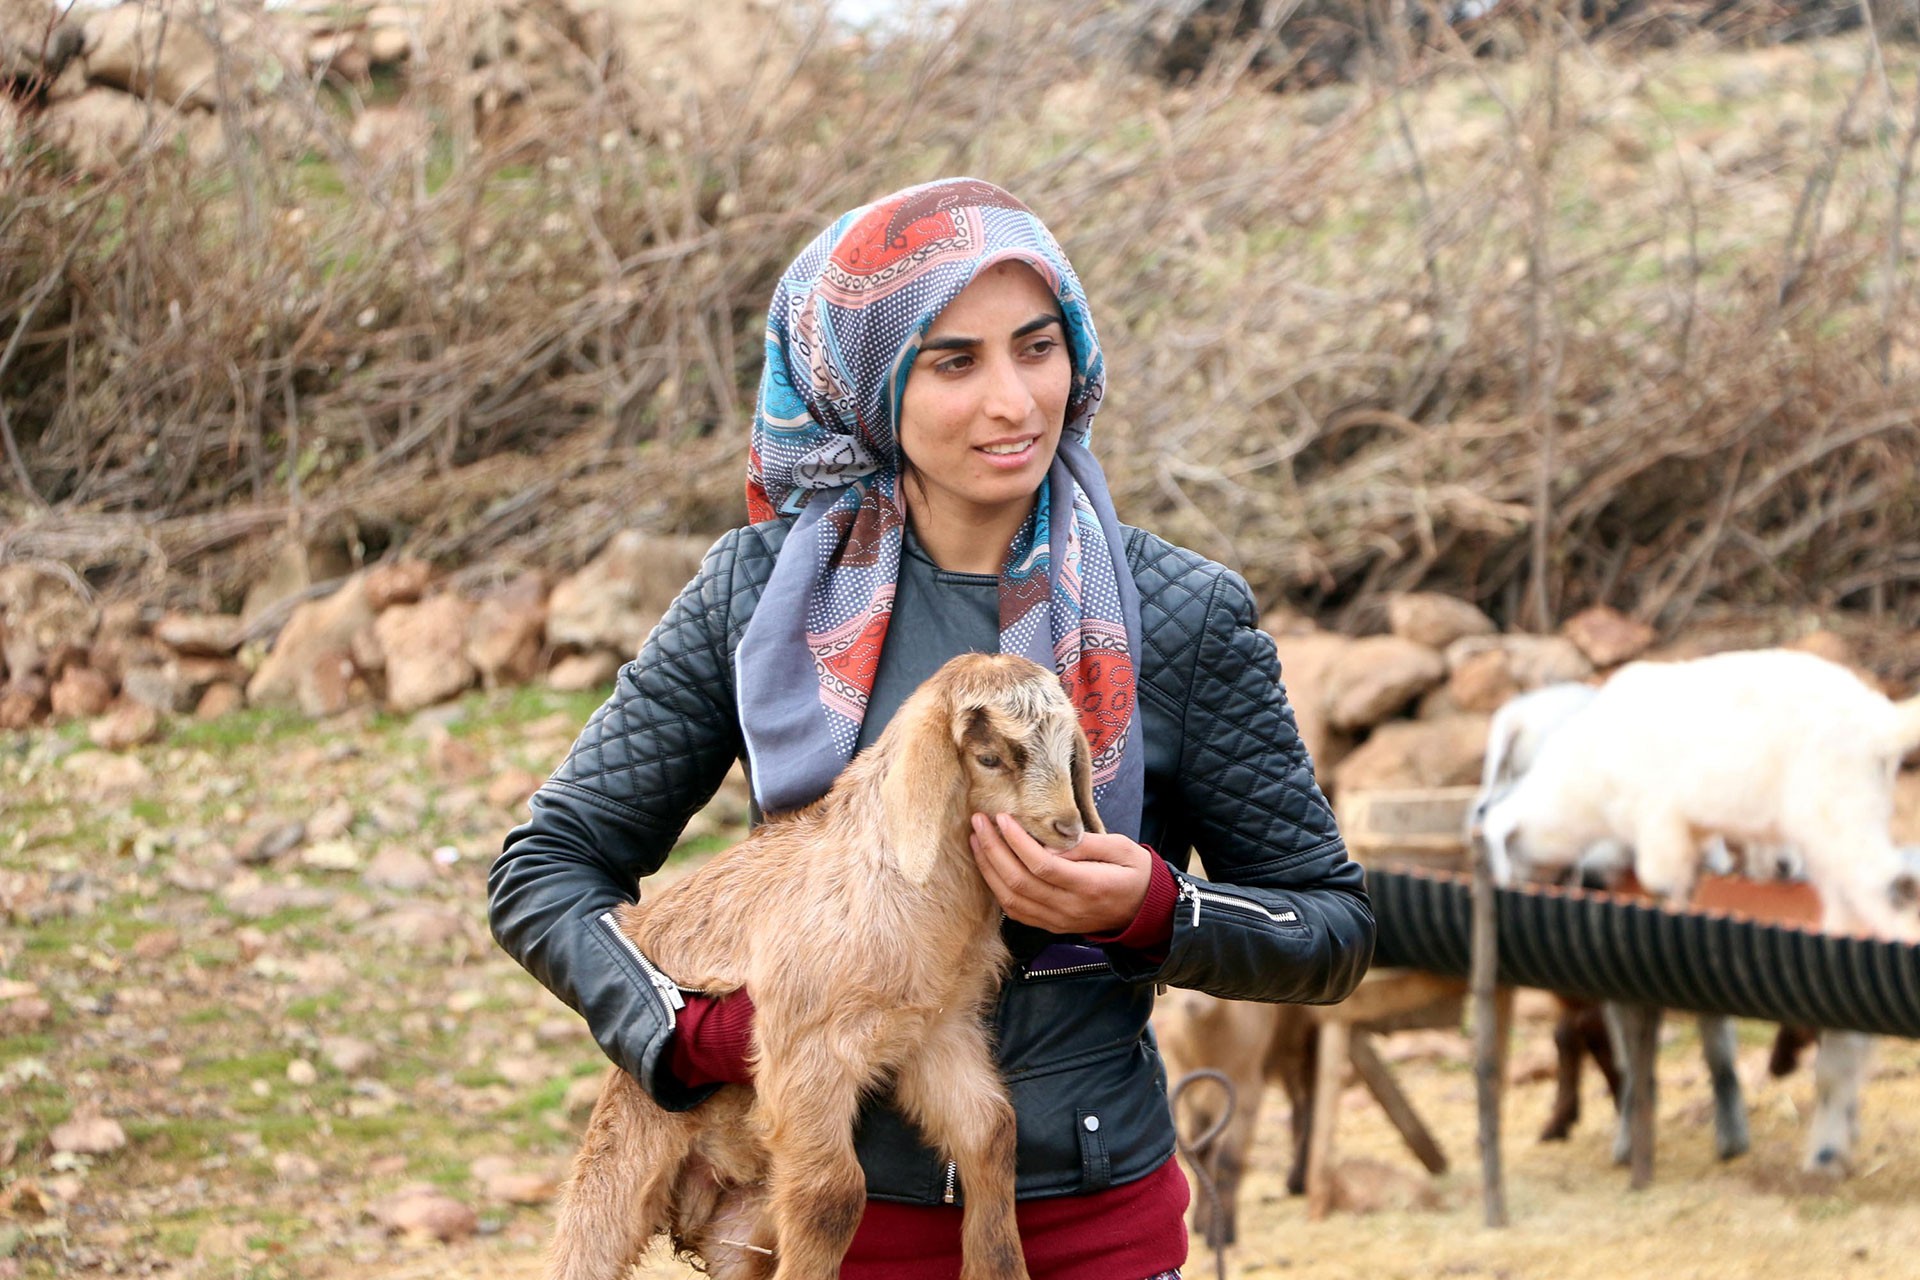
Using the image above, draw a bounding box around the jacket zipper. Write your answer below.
[1021,961,1110,981]
[1177,880,1299,929]
[598,912,686,1017]
[943,1161,957,1205]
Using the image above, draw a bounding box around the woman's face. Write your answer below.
[898,261,1071,538]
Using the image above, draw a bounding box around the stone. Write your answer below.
[472,1156,556,1205]
[120,661,195,713]
[247,575,375,711]
[378,1187,477,1243]
[308,799,354,842]
[1789,630,1856,668]
[2,0,85,87]
[1385,593,1495,650]
[194,682,244,719]
[49,666,112,720]
[155,611,239,656]
[546,530,708,656]
[1329,1156,1443,1214]
[0,674,47,729]
[1562,605,1656,669]
[273,1152,322,1182]
[545,650,621,692]
[0,564,98,683]
[364,904,466,948]
[1331,715,1490,795]
[240,538,352,628]
[1323,637,1447,732]
[236,821,306,865]
[87,701,160,751]
[1446,634,1595,692]
[375,595,476,713]
[321,1035,378,1075]
[563,1074,604,1116]
[486,768,541,812]
[82,2,222,107]
[132,929,180,961]
[49,1113,126,1156]
[364,560,432,612]
[366,25,411,64]
[1269,631,1356,771]
[426,727,486,781]
[362,845,434,892]
[0,994,52,1033]
[286,1059,318,1087]
[464,572,548,690]
[300,839,361,872]
[1446,647,1520,713]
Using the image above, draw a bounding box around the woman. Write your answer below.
[489,177,1374,1279]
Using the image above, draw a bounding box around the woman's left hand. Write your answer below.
[969,812,1152,935]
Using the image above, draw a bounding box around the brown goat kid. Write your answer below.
[550,653,1103,1280]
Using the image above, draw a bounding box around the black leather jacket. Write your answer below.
[489,520,1374,1203]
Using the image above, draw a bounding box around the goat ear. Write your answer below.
[878,688,966,886]
[1071,722,1105,836]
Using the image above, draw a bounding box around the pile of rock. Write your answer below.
[0,530,708,739]
[1265,590,1904,856]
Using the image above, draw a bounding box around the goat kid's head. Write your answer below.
[879,653,1103,885]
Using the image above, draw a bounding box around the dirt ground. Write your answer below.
[7,687,1920,1279]
[334,1017,1920,1280]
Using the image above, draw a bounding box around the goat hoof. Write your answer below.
[1803,1148,1852,1178]
[1715,1129,1750,1161]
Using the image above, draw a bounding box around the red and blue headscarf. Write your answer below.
[736,177,1143,839]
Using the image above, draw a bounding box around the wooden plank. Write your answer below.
[1349,1029,1448,1175]
[1304,1018,1350,1222]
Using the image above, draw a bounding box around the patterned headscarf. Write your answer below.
[736,177,1144,839]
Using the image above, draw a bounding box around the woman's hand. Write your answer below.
[968,812,1153,935]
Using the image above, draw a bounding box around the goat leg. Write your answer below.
[549,1069,693,1280]
[756,1039,874,1280]
[1698,1014,1749,1160]
[1805,1030,1873,1177]
[1606,1002,1661,1189]
[894,1016,1030,1280]
[1539,998,1589,1142]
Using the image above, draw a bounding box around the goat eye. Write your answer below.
[975,753,1003,770]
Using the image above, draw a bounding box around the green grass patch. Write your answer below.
[185,1049,296,1089]
[169,706,311,753]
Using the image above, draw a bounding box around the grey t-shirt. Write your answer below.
[853,530,1001,754]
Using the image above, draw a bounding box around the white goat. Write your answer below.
[1470,683,1747,1158]
[1480,649,1920,939]
[1478,648,1920,1174]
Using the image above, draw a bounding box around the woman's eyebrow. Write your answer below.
[921,314,1065,353]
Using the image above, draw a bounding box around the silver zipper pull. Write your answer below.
[1178,879,1200,928]
[942,1161,958,1205]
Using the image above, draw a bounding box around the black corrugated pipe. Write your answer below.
[1369,867,1920,1039]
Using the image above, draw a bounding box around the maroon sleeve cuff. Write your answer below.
[1084,851,1177,964]
[668,988,757,1088]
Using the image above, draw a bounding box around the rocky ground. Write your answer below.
[7,679,1920,1279]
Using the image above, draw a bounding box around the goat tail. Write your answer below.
[548,1068,690,1280]
[1893,694,1920,759]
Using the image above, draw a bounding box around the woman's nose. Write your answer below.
[982,356,1036,422]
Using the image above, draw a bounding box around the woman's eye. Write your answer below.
[935,354,975,375]
[975,754,1003,770]
[1024,337,1059,358]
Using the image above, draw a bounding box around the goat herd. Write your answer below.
[1161,645,1920,1246]
[538,646,1918,1278]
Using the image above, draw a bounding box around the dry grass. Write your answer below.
[3,2,1918,635]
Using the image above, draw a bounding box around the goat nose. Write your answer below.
[1052,817,1084,845]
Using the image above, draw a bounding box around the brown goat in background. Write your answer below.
[549,653,1103,1280]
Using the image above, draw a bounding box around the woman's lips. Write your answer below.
[974,437,1037,467]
